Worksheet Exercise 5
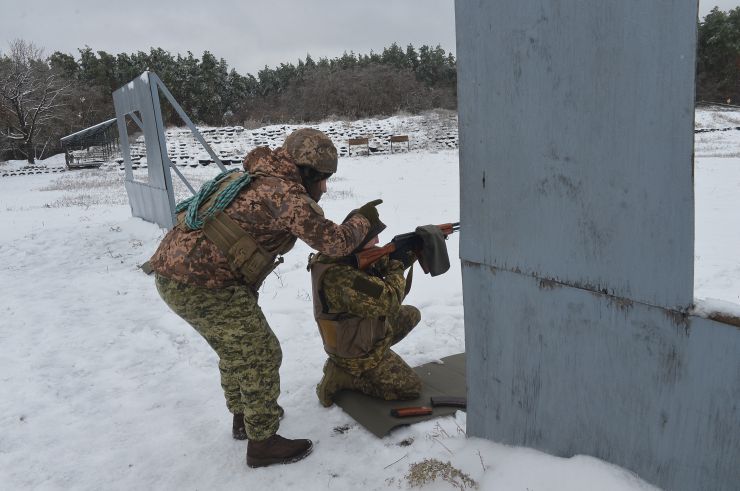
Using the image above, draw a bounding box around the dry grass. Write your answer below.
[405,458,479,490]
[39,170,123,192]
[43,193,129,208]
[322,188,356,201]
[39,170,128,208]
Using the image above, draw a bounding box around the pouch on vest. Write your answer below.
[311,260,389,358]
[202,211,282,288]
[321,315,387,358]
[317,318,339,353]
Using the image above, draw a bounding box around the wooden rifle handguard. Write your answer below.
[355,243,397,270]
[390,406,433,418]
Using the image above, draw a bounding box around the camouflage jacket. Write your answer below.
[310,255,406,373]
[149,147,370,288]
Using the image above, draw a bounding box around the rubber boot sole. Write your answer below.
[246,441,313,468]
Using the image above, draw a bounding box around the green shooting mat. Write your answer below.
[333,352,466,437]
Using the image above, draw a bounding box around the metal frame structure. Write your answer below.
[112,71,226,229]
[60,118,119,168]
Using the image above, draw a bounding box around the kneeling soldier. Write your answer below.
[308,216,422,406]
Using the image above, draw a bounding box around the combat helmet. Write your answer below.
[283,128,338,175]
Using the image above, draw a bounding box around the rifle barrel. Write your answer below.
[438,221,460,236]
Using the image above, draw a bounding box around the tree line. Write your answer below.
[696,7,740,103]
[0,41,455,163]
[1,6,739,163]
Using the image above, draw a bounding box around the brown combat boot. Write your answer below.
[316,359,359,407]
[233,406,285,440]
[246,434,313,468]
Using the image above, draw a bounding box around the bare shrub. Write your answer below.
[0,40,74,163]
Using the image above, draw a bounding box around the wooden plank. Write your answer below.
[348,137,369,145]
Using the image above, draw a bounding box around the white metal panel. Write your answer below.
[113,73,175,229]
[454,1,739,489]
[456,2,695,310]
[463,264,740,491]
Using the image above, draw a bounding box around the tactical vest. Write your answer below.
[176,172,294,289]
[309,260,388,358]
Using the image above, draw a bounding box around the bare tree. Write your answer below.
[0,40,72,164]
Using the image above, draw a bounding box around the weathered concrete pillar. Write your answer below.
[455,2,740,490]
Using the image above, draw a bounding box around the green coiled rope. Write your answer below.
[175,169,252,230]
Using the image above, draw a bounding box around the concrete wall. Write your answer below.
[456,2,740,489]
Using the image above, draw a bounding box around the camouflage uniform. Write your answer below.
[149,146,368,289]
[310,255,422,401]
[155,275,283,439]
[150,145,370,441]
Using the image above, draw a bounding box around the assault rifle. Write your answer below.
[354,222,460,275]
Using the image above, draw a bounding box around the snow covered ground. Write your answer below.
[1,108,738,490]
[694,106,740,315]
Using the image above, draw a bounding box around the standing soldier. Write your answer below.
[307,215,422,407]
[148,128,382,468]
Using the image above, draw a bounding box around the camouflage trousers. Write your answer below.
[332,305,423,400]
[155,275,281,441]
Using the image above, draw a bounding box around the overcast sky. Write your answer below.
[0,0,737,76]
[0,0,456,75]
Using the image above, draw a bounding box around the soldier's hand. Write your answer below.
[373,255,390,273]
[400,250,416,269]
[387,259,405,273]
[356,199,383,227]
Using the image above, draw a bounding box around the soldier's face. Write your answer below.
[306,179,327,202]
[362,235,380,249]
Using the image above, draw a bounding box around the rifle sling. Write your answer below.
[403,263,414,299]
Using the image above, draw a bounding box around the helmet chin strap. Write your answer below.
[304,178,324,202]
[299,166,331,202]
